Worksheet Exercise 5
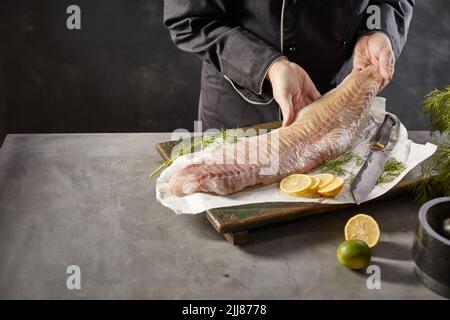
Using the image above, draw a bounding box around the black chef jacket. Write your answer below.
[164,0,414,130]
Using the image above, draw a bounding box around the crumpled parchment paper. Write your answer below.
[156,97,437,214]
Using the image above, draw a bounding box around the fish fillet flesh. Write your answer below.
[168,66,383,196]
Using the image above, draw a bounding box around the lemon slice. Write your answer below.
[308,176,321,191]
[312,173,335,189]
[280,174,312,195]
[344,214,380,248]
[318,176,344,196]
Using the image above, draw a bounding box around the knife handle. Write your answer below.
[372,114,396,150]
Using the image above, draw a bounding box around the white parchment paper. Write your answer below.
[156,97,437,214]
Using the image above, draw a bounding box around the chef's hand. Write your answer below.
[267,58,321,127]
[352,32,395,92]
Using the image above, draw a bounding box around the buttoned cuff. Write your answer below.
[223,54,284,105]
[219,28,283,104]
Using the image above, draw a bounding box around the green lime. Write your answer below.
[336,239,372,270]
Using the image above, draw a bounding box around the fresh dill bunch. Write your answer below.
[377,159,406,185]
[422,86,450,134]
[411,85,450,204]
[412,134,450,204]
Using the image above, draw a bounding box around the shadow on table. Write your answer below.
[186,194,420,260]
[364,259,418,285]
[240,210,348,257]
[374,240,412,261]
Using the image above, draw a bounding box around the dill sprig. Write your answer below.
[411,86,450,204]
[320,151,406,184]
[354,154,362,167]
[149,128,241,178]
[377,159,406,185]
[149,136,206,178]
[320,153,364,177]
[320,153,356,176]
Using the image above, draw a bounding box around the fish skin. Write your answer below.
[168,66,383,196]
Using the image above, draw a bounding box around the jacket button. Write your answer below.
[289,46,296,52]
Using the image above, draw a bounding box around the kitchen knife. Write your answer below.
[351,114,397,204]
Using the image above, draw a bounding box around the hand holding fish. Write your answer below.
[267,58,321,127]
[352,32,395,92]
[169,66,383,196]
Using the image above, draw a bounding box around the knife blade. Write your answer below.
[351,114,396,204]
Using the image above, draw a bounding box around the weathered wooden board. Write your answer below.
[155,122,430,245]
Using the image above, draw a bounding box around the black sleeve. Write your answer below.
[163,0,283,101]
[358,0,415,58]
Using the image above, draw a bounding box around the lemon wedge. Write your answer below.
[280,174,313,195]
[312,173,335,189]
[318,176,344,196]
[344,214,380,248]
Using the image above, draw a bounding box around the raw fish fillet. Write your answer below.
[168,66,383,196]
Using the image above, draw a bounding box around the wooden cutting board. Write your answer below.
[156,122,430,245]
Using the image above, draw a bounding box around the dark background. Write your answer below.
[0,0,449,139]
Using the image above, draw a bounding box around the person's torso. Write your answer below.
[200,0,371,129]
[229,0,369,91]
